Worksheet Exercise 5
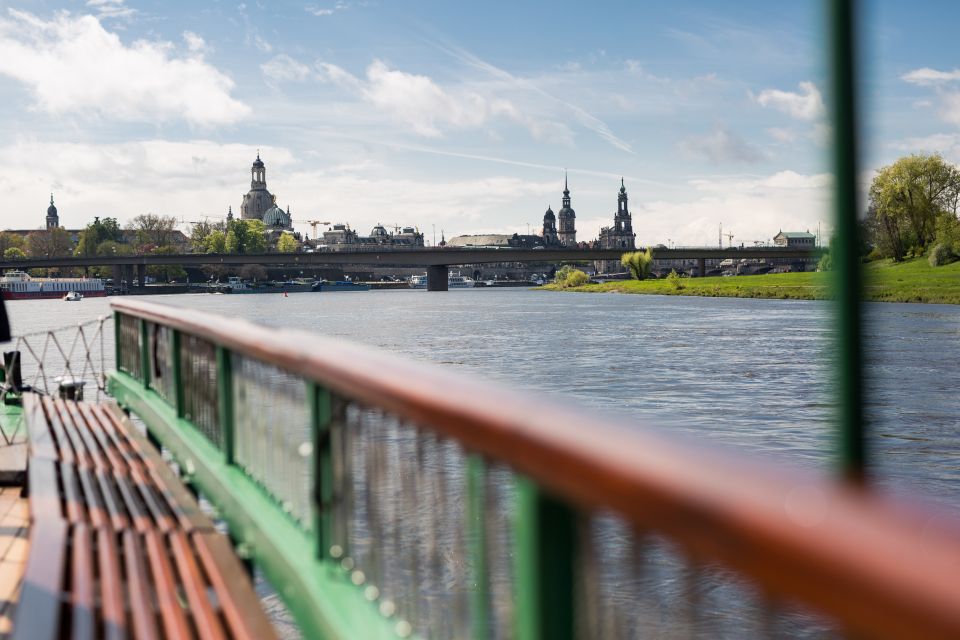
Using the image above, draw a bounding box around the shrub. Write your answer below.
[621,248,654,280]
[562,269,590,287]
[667,269,684,290]
[928,243,956,267]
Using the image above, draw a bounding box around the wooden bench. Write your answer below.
[15,393,279,640]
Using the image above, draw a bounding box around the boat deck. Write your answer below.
[0,488,28,636]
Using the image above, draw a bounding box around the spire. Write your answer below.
[620,177,626,193]
[50,193,54,206]
[563,171,570,197]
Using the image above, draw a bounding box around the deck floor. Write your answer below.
[0,487,28,636]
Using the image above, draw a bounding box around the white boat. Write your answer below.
[409,272,476,289]
[63,291,83,301]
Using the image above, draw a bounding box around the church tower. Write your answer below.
[46,193,59,229]
[557,173,577,246]
[241,153,276,220]
[542,206,558,245]
[614,178,634,242]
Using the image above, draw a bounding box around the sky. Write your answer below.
[0,0,958,246]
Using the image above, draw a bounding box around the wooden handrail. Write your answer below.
[112,298,960,639]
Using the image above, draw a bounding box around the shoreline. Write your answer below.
[542,258,960,305]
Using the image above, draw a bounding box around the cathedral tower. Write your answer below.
[556,173,576,246]
[46,194,59,229]
[241,153,276,220]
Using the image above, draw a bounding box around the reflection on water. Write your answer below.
[6,290,960,637]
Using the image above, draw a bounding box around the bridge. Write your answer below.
[0,246,823,291]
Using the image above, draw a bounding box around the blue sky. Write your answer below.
[0,0,958,245]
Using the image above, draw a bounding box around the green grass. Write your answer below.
[543,258,960,304]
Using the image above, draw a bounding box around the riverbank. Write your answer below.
[543,258,960,304]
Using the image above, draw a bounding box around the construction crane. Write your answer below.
[724,231,735,248]
[298,220,331,238]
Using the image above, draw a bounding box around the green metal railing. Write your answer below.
[100,2,960,638]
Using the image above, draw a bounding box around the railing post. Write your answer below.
[829,0,866,482]
[139,319,150,387]
[466,454,489,640]
[171,330,184,419]
[514,477,575,640]
[114,311,122,371]
[216,346,234,463]
[309,383,332,558]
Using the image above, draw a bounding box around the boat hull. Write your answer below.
[2,290,107,300]
[312,282,371,292]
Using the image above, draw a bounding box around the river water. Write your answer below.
[8,288,958,507]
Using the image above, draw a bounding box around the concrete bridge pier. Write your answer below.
[123,264,134,290]
[426,265,448,291]
[112,264,122,287]
[697,257,706,278]
[137,264,146,290]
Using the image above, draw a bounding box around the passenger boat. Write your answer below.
[0,270,106,300]
[409,272,477,289]
[311,279,370,292]
[63,291,83,301]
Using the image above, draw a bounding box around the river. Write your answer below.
[6,289,959,507]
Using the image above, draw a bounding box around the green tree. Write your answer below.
[869,154,960,261]
[205,230,227,253]
[146,246,187,282]
[3,247,26,260]
[244,220,268,254]
[190,220,226,253]
[276,232,299,253]
[0,232,25,255]
[621,248,654,280]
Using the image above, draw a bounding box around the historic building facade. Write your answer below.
[556,175,576,246]
[596,179,637,273]
[541,206,561,247]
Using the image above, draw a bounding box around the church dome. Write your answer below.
[543,206,555,221]
[558,204,575,219]
[252,153,265,168]
[263,204,290,228]
[47,195,57,216]
[370,224,388,238]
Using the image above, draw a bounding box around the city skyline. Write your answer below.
[0,1,957,245]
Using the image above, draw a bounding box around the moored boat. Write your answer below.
[1,270,106,300]
[311,279,370,292]
[63,291,83,301]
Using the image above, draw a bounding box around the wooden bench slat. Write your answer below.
[11,519,66,640]
[60,463,87,524]
[169,530,227,640]
[143,530,192,639]
[129,471,179,533]
[94,471,132,540]
[102,403,214,533]
[122,530,161,640]
[23,394,57,461]
[78,403,130,475]
[70,524,96,640]
[26,458,62,523]
[114,473,153,533]
[77,467,109,529]
[42,397,78,466]
[96,528,128,640]
[193,531,280,640]
[64,401,110,473]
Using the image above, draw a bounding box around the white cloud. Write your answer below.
[315,58,563,140]
[639,171,833,247]
[755,81,824,121]
[891,133,960,164]
[901,67,960,86]
[85,0,135,21]
[0,10,250,126]
[261,54,312,83]
[306,2,350,17]
[183,31,206,53]
[679,125,765,164]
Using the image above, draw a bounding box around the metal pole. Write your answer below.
[829,0,865,481]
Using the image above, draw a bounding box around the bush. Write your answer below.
[928,243,956,267]
[667,269,684,290]
[621,249,653,280]
[561,269,590,288]
[818,251,833,271]
[554,264,574,285]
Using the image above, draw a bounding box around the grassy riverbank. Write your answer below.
[543,258,960,304]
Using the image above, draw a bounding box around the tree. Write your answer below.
[26,228,72,258]
[3,247,26,260]
[621,248,654,280]
[0,232,25,255]
[868,154,960,261]
[128,214,179,254]
[244,220,267,254]
[146,246,187,282]
[190,220,225,253]
[75,216,125,257]
[239,264,268,281]
[205,230,227,253]
[276,232,299,253]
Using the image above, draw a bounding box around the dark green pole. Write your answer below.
[829,0,865,482]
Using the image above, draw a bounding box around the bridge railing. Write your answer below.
[107,297,960,640]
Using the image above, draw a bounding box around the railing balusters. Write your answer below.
[466,454,489,640]
[216,346,234,465]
